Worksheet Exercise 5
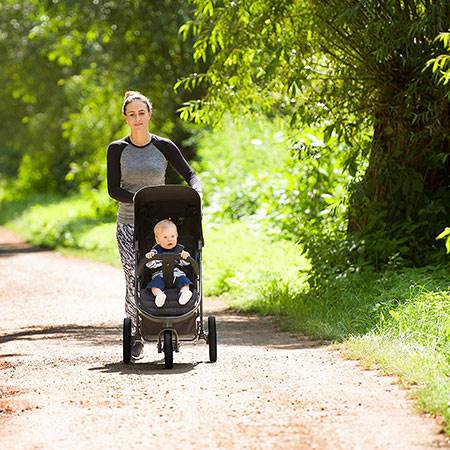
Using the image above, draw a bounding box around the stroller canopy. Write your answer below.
[133,185,203,253]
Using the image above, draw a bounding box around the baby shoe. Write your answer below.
[155,292,167,307]
[178,290,192,305]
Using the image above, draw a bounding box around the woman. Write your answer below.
[107,91,202,359]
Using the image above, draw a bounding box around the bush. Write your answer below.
[0,189,116,252]
[202,219,309,303]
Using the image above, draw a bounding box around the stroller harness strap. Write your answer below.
[146,244,189,289]
[162,260,176,288]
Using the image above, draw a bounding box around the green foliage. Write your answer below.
[195,116,354,228]
[202,220,309,300]
[427,33,450,257]
[192,115,292,222]
[0,189,117,257]
[194,115,380,279]
[0,0,202,194]
[182,0,449,137]
[182,0,450,267]
[0,1,75,193]
[437,227,450,254]
[427,32,450,89]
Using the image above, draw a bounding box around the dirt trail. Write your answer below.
[0,227,447,449]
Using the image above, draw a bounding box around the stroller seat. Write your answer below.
[139,287,198,317]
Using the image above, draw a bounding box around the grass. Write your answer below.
[202,219,309,301]
[340,280,450,427]
[1,190,449,433]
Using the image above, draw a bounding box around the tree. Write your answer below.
[0,1,73,192]
[0,0,202,193]
[427,31,450,255]
[180,0,450,265]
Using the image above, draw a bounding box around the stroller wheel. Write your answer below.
[123,318,132,364]
[208,316,217,363]
[163,330,174,369]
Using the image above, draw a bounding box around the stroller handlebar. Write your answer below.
[143,252,200,277]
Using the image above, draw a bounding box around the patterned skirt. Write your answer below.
[116,222,137,333]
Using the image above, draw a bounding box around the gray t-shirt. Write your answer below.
[107,135,201,224]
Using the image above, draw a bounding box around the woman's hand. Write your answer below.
[145,250,157,259]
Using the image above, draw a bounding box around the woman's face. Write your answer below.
[124,100,151,131]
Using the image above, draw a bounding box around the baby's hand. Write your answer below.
[180,250,190,259]
[145,250,156,259]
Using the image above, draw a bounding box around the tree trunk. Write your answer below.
[347,102,450,264]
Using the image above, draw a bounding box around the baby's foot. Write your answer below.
[178,290,192,305]
[155,292,167,308]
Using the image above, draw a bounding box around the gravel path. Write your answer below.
[0,227,447,449]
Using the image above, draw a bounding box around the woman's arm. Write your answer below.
[106,141,134,203]
[152,137,202,196]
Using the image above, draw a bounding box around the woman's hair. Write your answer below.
[154,219,177,236]
[122,90,153,115]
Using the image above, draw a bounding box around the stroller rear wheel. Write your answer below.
[208,316,217,363]
[123,318,132,364]
[163,330,174,369]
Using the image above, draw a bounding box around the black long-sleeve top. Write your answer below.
[107,134,202,224]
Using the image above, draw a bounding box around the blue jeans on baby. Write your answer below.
[147,275,193,291]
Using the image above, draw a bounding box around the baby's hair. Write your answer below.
[154,219,177,236]
[122,90,153,115]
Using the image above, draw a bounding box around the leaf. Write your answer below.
[436,227,450,254]
[323,124,334,144]
[436,227,450,240]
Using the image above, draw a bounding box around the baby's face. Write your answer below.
[155,226,178,250]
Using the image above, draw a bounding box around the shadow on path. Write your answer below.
[210,306,329,349]
[0,325,121,346]
[1,306,328,353]
[89,360,202,375]
[0,242,49,257]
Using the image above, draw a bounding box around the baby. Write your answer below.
[145,219,193,308]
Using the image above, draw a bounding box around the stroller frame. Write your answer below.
[122,185,217,368]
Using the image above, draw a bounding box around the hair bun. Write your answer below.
[122,91,152,114]
[123,90,141,101]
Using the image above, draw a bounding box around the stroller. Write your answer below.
[122,185,217,369]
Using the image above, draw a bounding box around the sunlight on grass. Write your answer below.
[342,334,450,432]
[203,219,310,305]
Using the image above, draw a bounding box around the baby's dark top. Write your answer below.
[107,134,202,225]
[152,244,185,254]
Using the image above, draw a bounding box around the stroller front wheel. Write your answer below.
[163,330,174,369]
[123,318,132,364]
[208,316,217,363]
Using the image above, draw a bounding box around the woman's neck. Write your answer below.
[130,129,152,146]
